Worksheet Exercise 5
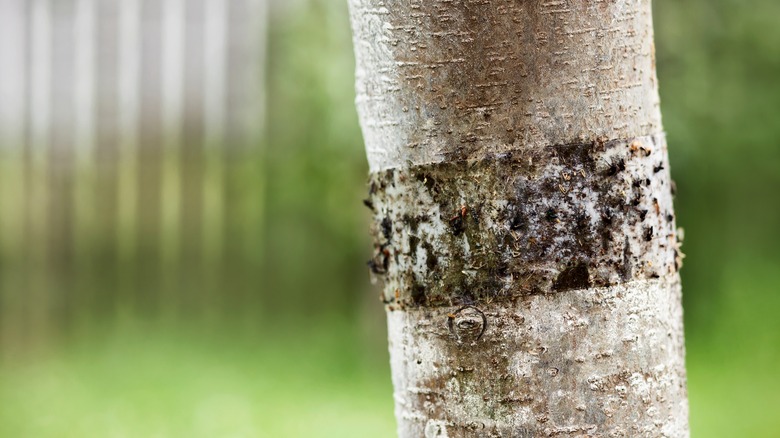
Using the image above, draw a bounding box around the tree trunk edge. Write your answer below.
[348,0,690,436]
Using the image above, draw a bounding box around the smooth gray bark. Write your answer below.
[349,1,689,436]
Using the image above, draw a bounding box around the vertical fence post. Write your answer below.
[160,0,184,321]
[116,0,140,323]
[0,0,28,356]
[27,0,52,346]
[93,0,121,320]
[181,0,206,319]
[203,0,227,323]
[73,0,96,332]
[49,0,77,331]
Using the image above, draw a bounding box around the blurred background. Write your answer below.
[0,0,778,436]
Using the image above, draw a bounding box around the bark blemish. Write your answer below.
[447,305,487,344]
[412,282,427,306]
[509,210,526,231]
[424,420,448,438]
[644,226,654,242]
[605,159,626,177]
[423,242,438,270]
[552,263,590,292]
[621,238,632,281]
[409,235,420,259]
[367,135,678,307]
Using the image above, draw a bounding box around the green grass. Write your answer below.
[688,359,780,438]
[684,257,780,438]
[0,323,396,438]
[2,319,780,437]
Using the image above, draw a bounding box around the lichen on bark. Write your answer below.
[366,134,682,309]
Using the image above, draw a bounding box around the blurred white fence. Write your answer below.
[0,0,267,342]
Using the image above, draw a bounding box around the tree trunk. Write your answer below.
[349,1,688,437]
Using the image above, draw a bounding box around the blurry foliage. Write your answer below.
[263,0,371,318]
[655,0,780,355]
[654,1,780,434]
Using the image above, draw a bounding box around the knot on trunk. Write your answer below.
[447,306,487,344]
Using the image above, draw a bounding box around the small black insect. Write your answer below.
[449,205,467,236]
[644,226,654,242]
[450,215,465,236]
[367,246,391,274]
[367,259,384,275]
[606,159,626,176]
[381,217,393,240]
[601,209,614,225]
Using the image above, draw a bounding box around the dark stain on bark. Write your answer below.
[644,226,654,242]
[423,241,439,270]
[409,235,420,259]
[367,137,677,307]
[552,263,590,292]
[411,282,427,305]
[553,142,596,168]
[605,159,626,176]
[621,238,632,281]
[402,214,419,234]
[509,209,526,231]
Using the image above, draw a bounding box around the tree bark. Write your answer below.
[348,1,688,437]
